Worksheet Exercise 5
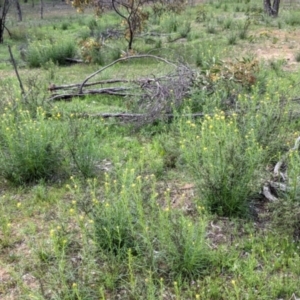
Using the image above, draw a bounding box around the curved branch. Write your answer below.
[78,54,178,93]
[112,0,127,20]
[274,136,300,177]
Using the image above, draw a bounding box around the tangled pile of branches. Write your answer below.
[48,55,198,125]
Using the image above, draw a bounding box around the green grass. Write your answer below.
[1,0,300,299]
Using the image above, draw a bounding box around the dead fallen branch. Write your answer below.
[49,87,134,101]
[48,55,196,126]
[78,54,178,94]
[65,58,84,64]
[71,112,206,120]
[262,136,300,201]
[49,79,131,91]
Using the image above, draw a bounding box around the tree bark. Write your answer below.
[15,0,22,21]
[264,0,280,17]
[0,0,10,43]
[40,0,43,19]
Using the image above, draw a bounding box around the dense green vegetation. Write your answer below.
[1,0,300,299]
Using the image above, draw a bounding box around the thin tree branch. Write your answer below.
[78,54,178,94]
[8,45,25,95]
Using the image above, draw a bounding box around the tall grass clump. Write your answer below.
[237,86,292,154]
[284,12,300,26]
[66,118,103,178]
[90,169,212,279]
[222,18,233,30]
[179,21,191,38]
[0,107,66,185]
[161,14,178,33]
[227,33,237,45]
[180,111,264,217]
[26,39,77,68]
[206,23,217,34]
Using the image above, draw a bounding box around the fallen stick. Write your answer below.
[78,54,178,94]
[48,87,134,101]
[71,112,206,119]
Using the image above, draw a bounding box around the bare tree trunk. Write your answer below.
[0,0,11,43]
[0,18,3,43]
[40,0,43,19]
[264,0,280,17]
[15,0,22,21]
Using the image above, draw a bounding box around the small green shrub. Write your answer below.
[214,2,221,9]
[239,29,248,40]
[78,37,102,64]
[162,14,178,33]
[227,33,237,45]
[67,119,102,178]
[269,59,286,75]
[284,12,300,26]
[179,21,191,38]
[180,112,264,217]
[154,210,211,277]
[9,26,28,42]
[195,6,207,23]
[61,21,70,30]
[90,170,211,277]
[87,17,98,30]
[0,108,66,185]
[223,18,233,30]
[206,23,217,34]
[295,52,300,63]
[26,39,77,68]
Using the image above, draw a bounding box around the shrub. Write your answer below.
[161,14,178,33]
[223,18,233,30]
[66,118,102,178]
[206,23,217,34]
[195,6,207,23]
[90,170,212,277]
[26,39,77,68]
[61,21,70,30]
[227,33,237,45]
[179,22,191,38]
[284,12,300,26]
[180,112,264,217]
[0,108,66,185]
[79,37,102,63]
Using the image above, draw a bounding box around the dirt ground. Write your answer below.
[249,28,300,71]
